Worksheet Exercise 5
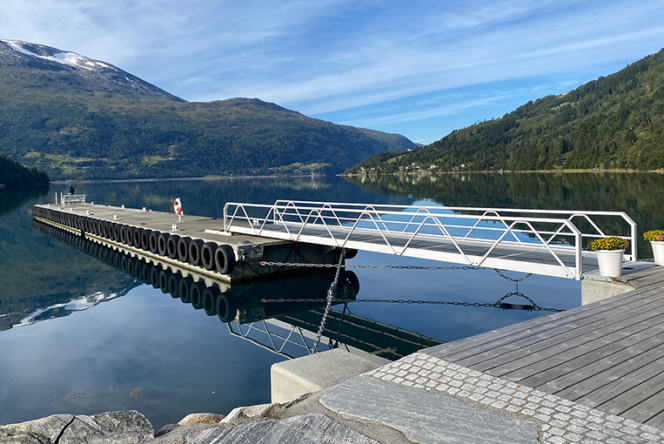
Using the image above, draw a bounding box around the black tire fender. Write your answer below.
[177,237,191,262]
[158,232,169,257]
[188,239,204,267]
[201,242,217,271]
[214,244,236,275]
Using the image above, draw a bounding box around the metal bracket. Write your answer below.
[237,242,264,261]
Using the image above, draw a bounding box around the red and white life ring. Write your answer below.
[174,198,182,215]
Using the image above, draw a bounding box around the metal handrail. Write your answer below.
[61,194,86,204]
[223,200,636,280]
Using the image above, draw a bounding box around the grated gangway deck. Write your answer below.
[224,200,637,280]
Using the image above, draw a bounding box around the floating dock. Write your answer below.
[32,202,342,282]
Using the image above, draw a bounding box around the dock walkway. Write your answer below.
[420,266,664,428]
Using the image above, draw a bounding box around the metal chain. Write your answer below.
[261,298,355,303]
[260,261,486,271]
[312,248,346,353]
[261,295,563,312]
[354,296,563,312]
[494,269,533,282]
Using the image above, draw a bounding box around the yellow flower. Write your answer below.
[643,230,664,242]
[588,236,629,251]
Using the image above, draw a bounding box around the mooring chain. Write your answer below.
[494,269,533,282]
[261,296,564,312]
[312,248,346,353]
[260,261,486,271]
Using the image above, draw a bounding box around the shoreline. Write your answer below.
[342,168,664,177]
[49,173,325,185]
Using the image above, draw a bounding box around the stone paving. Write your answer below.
[364,352,664,444]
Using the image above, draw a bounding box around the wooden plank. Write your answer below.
[553,340,664,402]
[440,288,664,364]
[582,357,664,411]
[627,273,664,289]
[620,385,664,428]
[479,310,664,378]
[543,341,664,397]
[423,284,664,358]
[456,297,664,369]
[615,265,664,284]
[645,408,664,430]
[518,324,664,390]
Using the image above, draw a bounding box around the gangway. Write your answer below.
[223,200,637,280]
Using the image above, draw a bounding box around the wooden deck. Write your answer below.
[421,266,664,428]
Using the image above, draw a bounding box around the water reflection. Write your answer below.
[31,218,566,361]
[347,172,664,258]
[0,184,49,219]
[32,219,443,361]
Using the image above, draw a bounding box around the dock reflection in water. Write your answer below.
[32,220,441,362]
[33,219,564,363]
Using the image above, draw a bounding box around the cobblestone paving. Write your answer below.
[364,352,664,444]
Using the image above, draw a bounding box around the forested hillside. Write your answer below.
[0,155,49,186]
[348,48,664,173]
[0,40,414,180]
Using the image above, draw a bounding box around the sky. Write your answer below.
[2,0,663,144]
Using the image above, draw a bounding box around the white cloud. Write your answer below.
[1,0,662,130]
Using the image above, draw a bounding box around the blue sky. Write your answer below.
[2,0,663,144]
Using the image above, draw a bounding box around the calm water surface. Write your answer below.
[1,173,661,429]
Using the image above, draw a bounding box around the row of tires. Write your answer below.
[32,218,238,322]
[33,206,236,275]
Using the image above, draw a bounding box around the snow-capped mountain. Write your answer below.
[0,39,183,101]
[0,39,415,180]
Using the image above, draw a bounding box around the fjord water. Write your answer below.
[1,173,661,429]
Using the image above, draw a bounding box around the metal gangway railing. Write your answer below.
[59,193,86,204]
[223,200,637,280]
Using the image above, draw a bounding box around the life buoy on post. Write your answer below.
[174,198,183,222]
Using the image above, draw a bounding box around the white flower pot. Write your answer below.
[651,241,664,266]
[596,249,624,277]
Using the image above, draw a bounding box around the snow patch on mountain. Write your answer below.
[1,39,117,72]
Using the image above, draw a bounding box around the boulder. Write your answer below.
[0,410,154,444]
[0,414,74,444]
[177,414,225,426]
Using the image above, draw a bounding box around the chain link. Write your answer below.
[261,295,563,312]
[312,248,346,353]
[494,269,533,282]
[260,261,486,271]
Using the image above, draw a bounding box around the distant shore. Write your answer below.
[50,173,324,185]
[342,168,664,177]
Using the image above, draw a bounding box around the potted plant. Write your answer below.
[588,236,629,277]
[643,230,664,266]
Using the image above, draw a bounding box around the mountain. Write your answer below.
[0,155,49,186]
[0,39,184,102]
[347,48,664,174]
[0,40,415,180]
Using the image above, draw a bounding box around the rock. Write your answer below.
[0,414,74,444]
[177,414,225,425]
[320,376,540,444]
[219,403,285,425]
[0,411,154,444]
[188,413,379,444]
[155,424,179,437]
[60,410,154,443]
